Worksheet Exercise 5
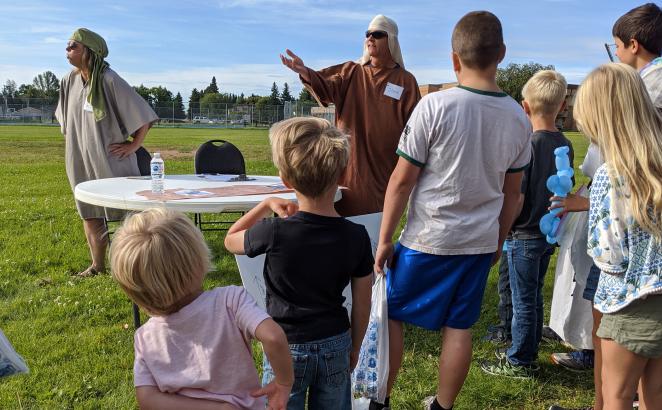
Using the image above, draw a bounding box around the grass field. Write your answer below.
[0,125,594,409]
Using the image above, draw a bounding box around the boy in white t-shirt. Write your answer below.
[110,208,294,410]
[373,11,531,410]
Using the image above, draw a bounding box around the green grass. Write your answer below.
[0,126,594,409]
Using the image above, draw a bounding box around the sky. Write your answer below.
[0,0,651,100]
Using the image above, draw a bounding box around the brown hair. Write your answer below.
[612,3,662,56]
[269,117,349,198]
[452,11,504,70]
[110,208,210,316]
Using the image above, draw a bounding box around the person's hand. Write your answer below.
[491,248,502,267]
[280,49,306,76]
[350,348,360,372]
[265,198,298,218]
[374,242,394,275]
[549,193,590,216]
[108,140,139,159]
[251,381,292,410]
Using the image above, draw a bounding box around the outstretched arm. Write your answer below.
[280,49,311,84]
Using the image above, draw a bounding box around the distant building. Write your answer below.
[418,82,579,131]
[310,105,335,123]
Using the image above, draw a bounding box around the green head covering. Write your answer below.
[70,28,110,121]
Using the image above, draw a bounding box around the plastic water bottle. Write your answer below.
[150,152,165,194]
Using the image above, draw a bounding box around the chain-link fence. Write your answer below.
[0,98,330,127]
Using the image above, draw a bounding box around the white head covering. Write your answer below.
[358,14,405,68]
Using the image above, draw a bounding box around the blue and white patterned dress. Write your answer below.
[588,164,662,313]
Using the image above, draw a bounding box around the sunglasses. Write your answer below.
[365,31,387,39]
[66,42,79,51]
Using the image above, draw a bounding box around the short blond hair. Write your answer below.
[269,117,349,197]
[522,70,568,116]
[110,208,210,316]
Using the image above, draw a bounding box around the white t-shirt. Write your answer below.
[397,85,531,255]
[641,57,662,109]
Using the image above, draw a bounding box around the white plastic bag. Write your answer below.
[352,275,389,408]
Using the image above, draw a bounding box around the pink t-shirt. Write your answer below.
[133,286,270,409]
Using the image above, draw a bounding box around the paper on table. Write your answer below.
[137,184,293,200]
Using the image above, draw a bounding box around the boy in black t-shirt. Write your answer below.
[481,70,574,378]
[225,117,373,410]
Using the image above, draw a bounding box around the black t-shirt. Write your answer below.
[244,211,374,343]
[511,130,574,238]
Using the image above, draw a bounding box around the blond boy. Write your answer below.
[481,70,575,378]
[225,118,373,410]
[111,208,293,410]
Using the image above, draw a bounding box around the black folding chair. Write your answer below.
[193,140,247,231]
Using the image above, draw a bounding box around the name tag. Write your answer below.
[384,82,404,100]
[83,100,94,112]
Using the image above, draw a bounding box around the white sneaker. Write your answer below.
[422,396,436,410]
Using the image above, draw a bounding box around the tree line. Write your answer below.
[1,63,553,117]
[0,72,316,120]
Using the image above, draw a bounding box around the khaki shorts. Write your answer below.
[597,295,662,358]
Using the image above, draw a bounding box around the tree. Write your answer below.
[188,88,201,119]
[496,62,555,103]
[204,76,219,94]
[298,87,314,102]
[173,92,186,119]
[281,82,293,102]
[134,84,154,107]
[237,93,246,104]
[2,80,18,105]
[32,71,59,101]
[17,84,41,100]
[269,82,280,105]
[150,86,173,107]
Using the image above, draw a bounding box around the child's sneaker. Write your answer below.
[480,358,539,379]
[482,325,511,345]
[548,405,593,410]
[550,350,594,372]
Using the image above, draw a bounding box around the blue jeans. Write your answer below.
[263,331,351,410]
[507,237,554,366]
[497,240,512,337]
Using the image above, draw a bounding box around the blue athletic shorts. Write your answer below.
[386,243,494,330]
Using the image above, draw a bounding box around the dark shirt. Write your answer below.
[244,211,374,343]
[511,130,574,239]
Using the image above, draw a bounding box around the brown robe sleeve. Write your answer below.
[300,62,359,113]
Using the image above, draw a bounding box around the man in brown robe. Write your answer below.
[281,15,420,216]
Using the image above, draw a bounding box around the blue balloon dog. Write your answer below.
[539,146,574,244]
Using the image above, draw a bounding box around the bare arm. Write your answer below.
[109,123,152,159]
[280,49,311,84]
[549,192,590,215]
[374,158,421,274]
[224,198,298,255]
[136,386,238,410]
[251,319,293,410]
[495,171,524,264]
[350,275,372,370]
